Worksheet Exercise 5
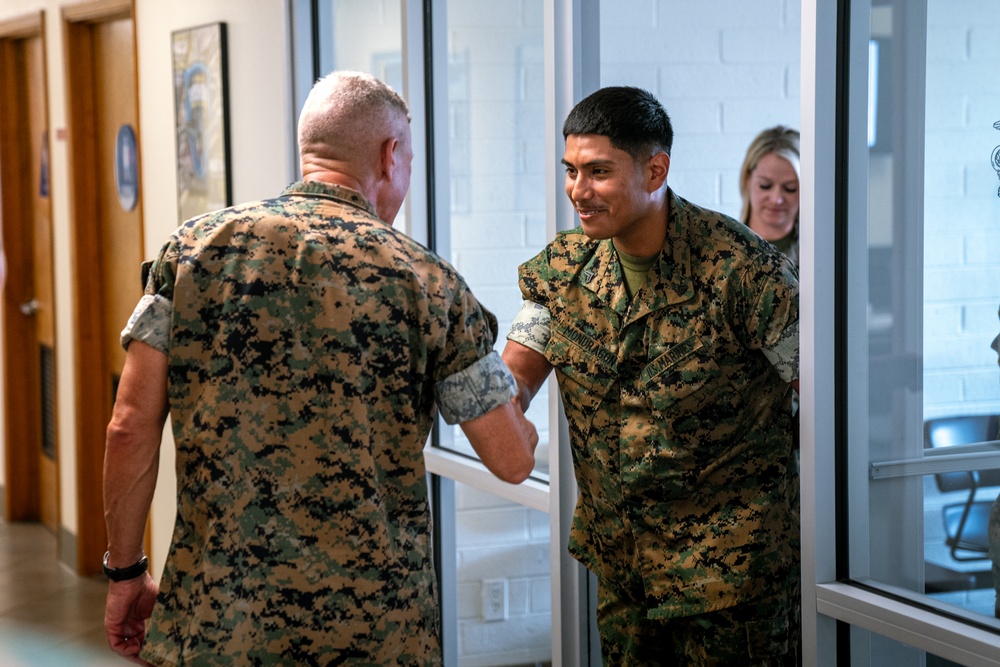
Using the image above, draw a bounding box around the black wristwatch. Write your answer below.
[102,551,149,582]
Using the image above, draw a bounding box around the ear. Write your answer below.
[647,152,670,192]
[380,136,399,179]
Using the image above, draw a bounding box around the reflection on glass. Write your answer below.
[454,481,552,666]
[858,0,1000,629]
[434,0,549,479]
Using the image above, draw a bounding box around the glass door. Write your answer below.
[806,0,1000,663]
[421,1,559,663]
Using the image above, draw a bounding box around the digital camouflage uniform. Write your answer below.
[509,189,799,663]
[121,181,515,666]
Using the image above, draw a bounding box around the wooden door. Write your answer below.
[95,19,144,382]
[0,13,59,533]
[64,0,144,576]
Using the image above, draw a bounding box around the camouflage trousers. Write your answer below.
[596,575,800,666]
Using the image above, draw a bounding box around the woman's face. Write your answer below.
[747,152,799,241]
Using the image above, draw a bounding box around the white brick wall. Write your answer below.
[922,0,1000,420]
[454,484,551,666]
[600,0,801,219]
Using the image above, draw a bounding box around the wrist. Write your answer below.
[102,551,149,582]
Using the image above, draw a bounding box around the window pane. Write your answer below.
[853,0,1000,629]
[853,628,982,667]
[454,481,552,666]
[433,0,550,479]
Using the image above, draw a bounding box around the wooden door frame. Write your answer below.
[0,12,48,524]
[63,0,139,576]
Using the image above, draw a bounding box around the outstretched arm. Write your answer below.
[103,340,169,663]
[501,340,553,413]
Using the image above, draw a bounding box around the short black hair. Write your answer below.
[563,86,673,161]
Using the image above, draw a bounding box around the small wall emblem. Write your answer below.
[115,124,139,212]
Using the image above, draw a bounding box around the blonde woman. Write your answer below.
[739,125,800,266]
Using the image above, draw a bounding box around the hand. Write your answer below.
[105,572,158,664]
[512,380,534,413]
[520,411,539,454]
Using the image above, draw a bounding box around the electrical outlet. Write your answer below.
[482,578,508,622]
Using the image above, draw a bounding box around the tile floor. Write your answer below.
[2,515,997,666]
[0,517,129,665]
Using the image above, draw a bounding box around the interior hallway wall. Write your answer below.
[0,0,293,575]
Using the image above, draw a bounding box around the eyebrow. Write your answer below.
[754,175,798,185]
[561,158,617,168]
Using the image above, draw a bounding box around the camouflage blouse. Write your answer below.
[509,189,799,618]
[122,181,514,665]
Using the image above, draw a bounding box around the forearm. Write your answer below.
[460,401,538,484]
[104,422,161,566]
[103,341,169,566]
[501,340,551,412]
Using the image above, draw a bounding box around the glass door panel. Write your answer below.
[431,0,550,480]
[453,481,552,666]
[850,0,1000,631]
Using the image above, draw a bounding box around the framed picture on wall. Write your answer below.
[171,22,231,223]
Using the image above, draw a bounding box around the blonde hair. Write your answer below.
[297,71,410,162]
[738,125,800,225]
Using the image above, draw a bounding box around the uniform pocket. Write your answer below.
[547,322,616,427]
[641,335,729,414]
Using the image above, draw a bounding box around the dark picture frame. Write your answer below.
[171,22,231,223]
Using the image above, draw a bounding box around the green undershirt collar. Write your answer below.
[614,243,659,298]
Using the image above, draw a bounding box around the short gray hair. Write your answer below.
[297,71,410,158]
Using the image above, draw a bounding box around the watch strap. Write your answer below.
[102,551,149,582]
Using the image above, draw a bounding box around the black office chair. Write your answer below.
[925,415,1000,561]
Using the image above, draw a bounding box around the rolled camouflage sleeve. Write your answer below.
[506,300,551,354]
[741,250,798,384]
[435,351,517,424]
[120,294,172,354]
[762,320,798,384]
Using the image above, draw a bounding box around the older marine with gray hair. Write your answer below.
[102,70,537,666]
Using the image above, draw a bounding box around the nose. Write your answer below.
[568,173,590,202]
